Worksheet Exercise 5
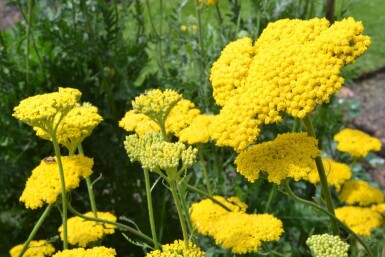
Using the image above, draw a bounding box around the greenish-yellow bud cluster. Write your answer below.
[306,234,349,257]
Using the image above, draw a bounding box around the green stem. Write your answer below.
[17,205,52,257]
[282,180,374,257]
[198,145,212,196]
[194,0,205,59]
[302,114,339,235]
[144,169,160,249]
[49,129,68,249]
[169,180,189,249]
[67,203,154,246]
[187,184,231,211]
[215,2,223,25]
[264,184,277,213]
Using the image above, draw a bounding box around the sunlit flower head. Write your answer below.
[339,180,384,206]
[179,114,214,144]
[190,196,247,235]
[335,206,383,236]
[13,87,81,131]
[210,18,370,150]
[146,240,205,257]
[306,234,349,257]
[235,133,321,184]
[59,212,116,247]
[119,110,160,136]
[20,155,93,209]
[334,128,382,158]
[306,158,351,191]
[9,240,55,257]
[198,0,217,6]
[211,212,283,254]
[371,203,385,215]
[166,99,201,137]
[52,246,116,257]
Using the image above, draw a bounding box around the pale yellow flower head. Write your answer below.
[9,240,55,257]
[306,158,351,191]
[339,180,384,206]
[20,155,93,209]
[179,114,214,144]
[335,206,383,236]
[306,234,349,257]
[52,247,116,257]
[190,196,247,235]
[235,133,321,184]
[198,0,217,6]
[59,212,116,247]
[210,18,370,150]
[13,87,81,130]
[119,110,160,136]
[146,240,205,257]
[334,128,382,158]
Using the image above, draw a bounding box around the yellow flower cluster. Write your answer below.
[339,180,384,206]
[9,240,55,257]
[20,155,94,209]
[209,18,370,150]
[306,158,351,191]
[34,102,103,154]
[334,128,382,158]
[306,234,349,257]
[190,196,247,235]
[179,114,214,144]
[119,110,159,136]
[371,203,385,215]
[124,132,197,174]
[52,246,116,257]
[190,196,283,254]
[235,133,321,184]
[13,87,81,129]
[146,240,205,257]
[198,0,217,6]
[166,99,201,137]
[335,206,383,236]
[58,212,116,247]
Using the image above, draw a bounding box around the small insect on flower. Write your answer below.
[43,157,56,163]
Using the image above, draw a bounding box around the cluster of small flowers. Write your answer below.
[146,240,205,257]
[190,196,283,254]
[52,246,116,257]
[197,0,217,6]
[334,128,382,158]
[58,212,116,247]
[306,234,349,257]
[10,240,55,257]
[235,133,321,184]
[339,180,384,206]
[179,114,214,144]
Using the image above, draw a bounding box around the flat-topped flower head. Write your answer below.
[20,155,93,209]
[334,128,382,158]
[124,132,197,175]
[339,180,384,206]
[306,158,351,191]
[371,203,385,215]
[59,212,116,247]
[190,196,247,235]
[235,133,321,184]
[210,18,370,150]
[34,102,103,154]
[10,240,55,257]
[146,240,205,257]
[335,206,383,236]
[132,89,182,123]
[13,87,81,130]
[52,247,116,257]
[119,110,159,136]
[179,114,214,144]
[166,99,201,137]
[306,234,349,257]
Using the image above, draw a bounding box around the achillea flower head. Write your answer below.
[146,240,205,257]
[339,180,384,206]
[198,0,217,6]
[334,128,382,158]
[166,99,201,137]
[235,133,321,184]
[10,240,55,257]
[306,234,349,257]
[335,206,383,236]
[59,212,116,247]
[190,196,247,235]
[34,103,102,154]
[20,155,93,209]
[119,110,159,136]
[210,18,370,150]
[371,203,385,215]
[124,132,197,175]
[306,158,351,191]
[179,114,214,144]
[211,212,283,254]
[52,246,116,257]
[13,87,81,130]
